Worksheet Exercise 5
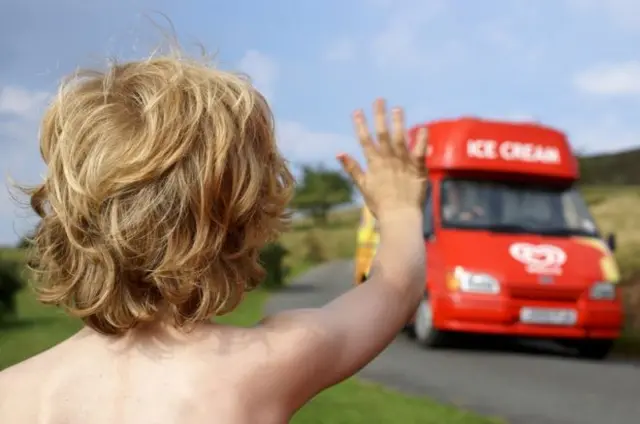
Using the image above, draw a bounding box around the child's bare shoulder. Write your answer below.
[0,350,56,422]
[0,341,65,388]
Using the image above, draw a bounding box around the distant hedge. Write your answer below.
[0,259,24,321]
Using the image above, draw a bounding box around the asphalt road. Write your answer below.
[265,260,640,424]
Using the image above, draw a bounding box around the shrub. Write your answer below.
[0,259,24,321]
[260,242,289,289]
[303,231,327,264]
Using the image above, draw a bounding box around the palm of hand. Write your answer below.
[337,99,428,221]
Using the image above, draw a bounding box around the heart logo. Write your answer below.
[509,243,567,275]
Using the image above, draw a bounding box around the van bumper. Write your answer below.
[432,293,624,339]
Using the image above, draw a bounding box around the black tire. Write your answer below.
[575,340,615,360]
[561,339,615,360]
[418,328,450,348]
[413,297,451,348]
[404,324,416,339]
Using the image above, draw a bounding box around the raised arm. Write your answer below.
[257,99,428,414]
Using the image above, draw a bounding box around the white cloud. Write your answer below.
[237,50,279,102]
[504,112,537,122]
[276,120,358,165]
[323,38,357,63]
[565,0,640,30]
[236,50,357,165]
[573,62,640,95]
[371,22,419,69]
[0,85,50,152]
[369,0,445,69]
[361,0,397,7]
[0,85,49,243]
[481,25,520,52]
[0,85,49,119]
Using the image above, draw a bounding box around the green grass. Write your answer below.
[295,379,500,423]
[0,289,82,369]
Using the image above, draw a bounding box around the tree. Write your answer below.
[259,242,289,289]
[291,165,354,225]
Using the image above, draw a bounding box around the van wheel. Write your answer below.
[413,298,450,348]
[573,340,615,360]
[405,324,416,339]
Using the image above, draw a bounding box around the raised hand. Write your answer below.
[337,98,428,221]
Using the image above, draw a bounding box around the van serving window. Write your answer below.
[440,178,599,237]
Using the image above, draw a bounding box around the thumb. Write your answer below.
[337,153,365,191]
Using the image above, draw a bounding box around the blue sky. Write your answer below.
[1,0,640,244]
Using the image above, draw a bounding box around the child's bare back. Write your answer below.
[2,323,307,423]
[0,48,429,424]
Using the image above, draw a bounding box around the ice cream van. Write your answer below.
[353,117,623,359]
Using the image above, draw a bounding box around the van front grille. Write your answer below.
[508,285,583,302]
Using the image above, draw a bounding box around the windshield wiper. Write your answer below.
[533,228,574,236]
[486,224,589,237]
[485,223,533,234]
[535,227,599,237]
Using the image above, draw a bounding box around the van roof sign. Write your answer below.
[408,117,579,180]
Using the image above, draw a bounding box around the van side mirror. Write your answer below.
[423,228,435,240]
[606,233,616,252]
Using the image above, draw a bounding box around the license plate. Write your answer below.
[519,307,577,326]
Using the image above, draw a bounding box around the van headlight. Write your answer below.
[453,266,500,294]
[589,282,616,300]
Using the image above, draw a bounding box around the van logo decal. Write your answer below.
[538,275,554,284]
[508,243,567,275]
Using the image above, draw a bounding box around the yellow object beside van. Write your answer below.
[353,206,379,284]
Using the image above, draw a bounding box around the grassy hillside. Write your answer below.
[579,147,640,185]
[582,186,640,278]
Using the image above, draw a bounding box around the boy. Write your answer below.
[0,53,428,423]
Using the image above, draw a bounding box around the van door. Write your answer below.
[423,181,446,313]
[408,184,436,328]
[422,184,436,295]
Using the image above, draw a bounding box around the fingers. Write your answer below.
[352,111,377,161]
[411,127,428,172]
[390,107,408,160]
[373,99,393,156]
[353,99,411,164]
[337,153,365,190]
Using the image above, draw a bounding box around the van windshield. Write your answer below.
[440,179,599,237]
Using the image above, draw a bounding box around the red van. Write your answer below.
[356,117,623,360]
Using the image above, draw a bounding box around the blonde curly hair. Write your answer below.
[23,54,294,335]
